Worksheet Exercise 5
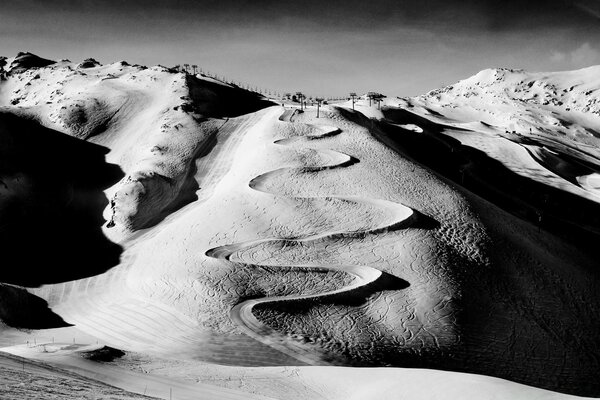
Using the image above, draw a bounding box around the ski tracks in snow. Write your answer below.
[205,109,416,364]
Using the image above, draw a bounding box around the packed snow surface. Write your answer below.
[0,54,599,399]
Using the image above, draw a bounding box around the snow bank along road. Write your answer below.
[206,109,416,365]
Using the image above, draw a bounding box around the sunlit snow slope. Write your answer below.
[0,54,599,398]
[398,66,600,203]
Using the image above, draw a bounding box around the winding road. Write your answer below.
[205,109,416,365]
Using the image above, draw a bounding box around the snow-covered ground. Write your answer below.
[0,349,157,400]
[1,53,599,399]
[1,343,590,400]
[389,66,600,203]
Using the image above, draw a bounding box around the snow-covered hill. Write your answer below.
[411,66,600,147]
[379,66,600,234]
[0,52,271,243]
[1,53,599,399]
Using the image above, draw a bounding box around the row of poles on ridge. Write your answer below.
[172,64,386,112]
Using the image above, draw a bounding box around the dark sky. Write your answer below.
[2,0,600,96]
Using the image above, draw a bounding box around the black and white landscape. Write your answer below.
[1,1,600,399]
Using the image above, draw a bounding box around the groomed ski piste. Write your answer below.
[0,53,599,399]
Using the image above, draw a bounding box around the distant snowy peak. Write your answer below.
[428,65,600,94]
[0,52,56,74]
[421,66,600,116]
[77,58,101,69]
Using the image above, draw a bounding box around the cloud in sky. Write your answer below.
[551,42,600,67]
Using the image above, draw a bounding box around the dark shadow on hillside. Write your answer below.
[371,106,600,397]
[108,76,275,235]
[0,112,124,286]
[411,210,441,230]
[375,106,600,254]
[139,128,220,229]
[185,75,276,118]
[262,271,409,311]
[3,52,55,76]
[0,284,70,329]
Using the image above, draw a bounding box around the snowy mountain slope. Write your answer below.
[8,99,596,394]
[0,52,272,243]
[1,344,592,400]
[0,350,157,400]
[1,52,55,75]
[376,66,600,243]
[411,66,600,148]
[0,53,598,399]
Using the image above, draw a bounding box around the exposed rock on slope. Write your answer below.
[77,58,101,69]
